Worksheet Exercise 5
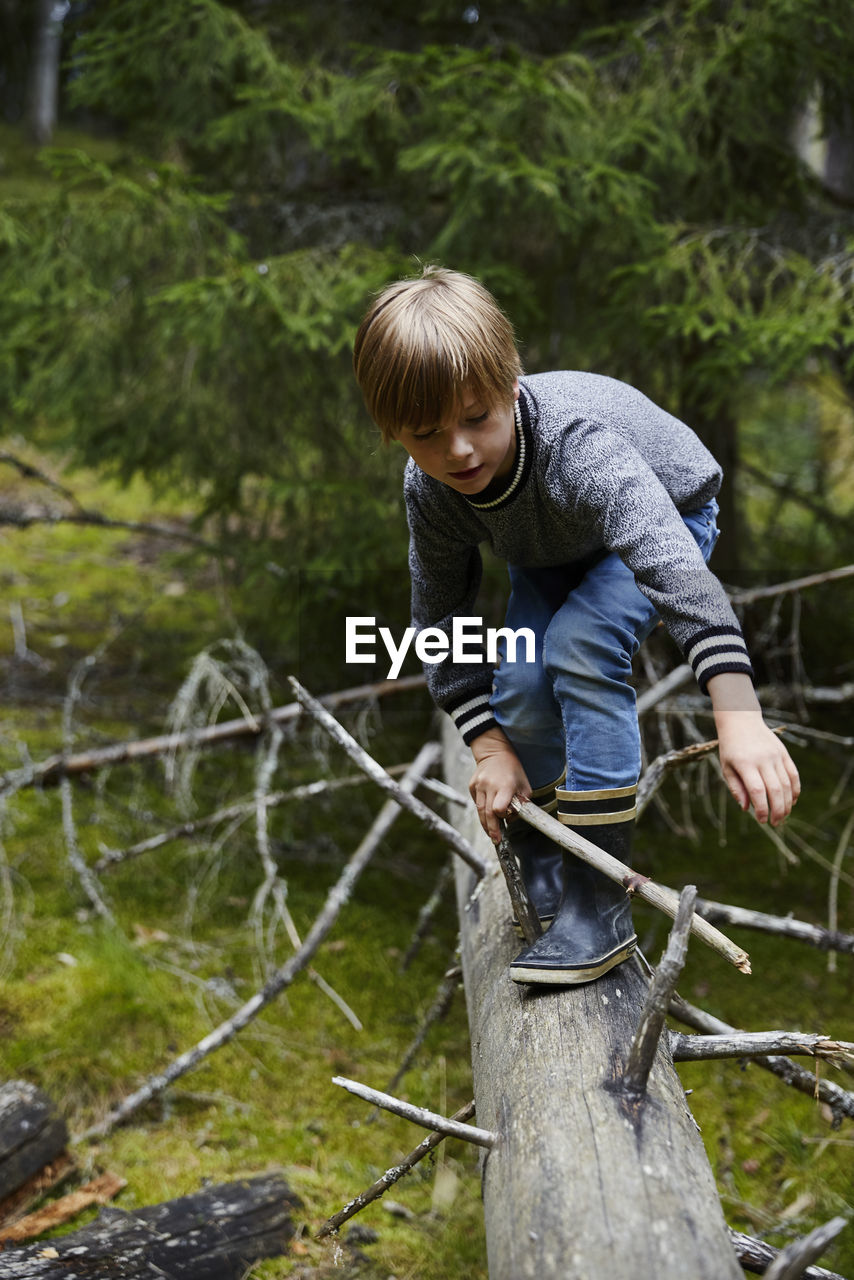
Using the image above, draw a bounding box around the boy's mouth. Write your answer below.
[448,464,483,481]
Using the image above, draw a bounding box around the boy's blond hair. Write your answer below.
[353,266,522,443]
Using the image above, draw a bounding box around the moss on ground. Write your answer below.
[0,447,852,1277]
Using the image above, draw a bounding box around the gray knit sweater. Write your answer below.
[405,371,753,744]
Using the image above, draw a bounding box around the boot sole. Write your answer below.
[509,938,637,986]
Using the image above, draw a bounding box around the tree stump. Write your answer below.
[0,1083,68,1202]
[444,720,741,1280]
[0,1173,300,1278]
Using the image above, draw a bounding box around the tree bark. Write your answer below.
[0,1174,299,1279]
[0,1082,68,1202]
[444,719,741,1280]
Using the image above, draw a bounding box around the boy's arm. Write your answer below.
[707,672,800,825]
[469,727,531,844]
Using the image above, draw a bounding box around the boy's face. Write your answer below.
[396,381,519,495]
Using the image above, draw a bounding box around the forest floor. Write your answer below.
[0,440,852,1277]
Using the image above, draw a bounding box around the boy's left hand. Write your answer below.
[708,673,800,825]
[716,712,799,825]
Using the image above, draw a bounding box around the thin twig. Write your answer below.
[332,1076,495,1148]
[73,743,440,1143]
[289,677,489,878]
[727,563,854,606]
[95,767,413,872]
[0,674,427,799]
[315,1100,476,1239]
[622,885,697,1100]
[510,798,750,974]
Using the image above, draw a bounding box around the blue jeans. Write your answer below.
[490,500,720,792]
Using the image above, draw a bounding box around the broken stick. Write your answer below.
[332,1077,496,1148]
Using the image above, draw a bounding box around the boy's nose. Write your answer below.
[445,429,473,462]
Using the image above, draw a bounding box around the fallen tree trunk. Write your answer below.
[443,720,741,1280]
[0,1083,68,1202]
[0,1173,299,1278]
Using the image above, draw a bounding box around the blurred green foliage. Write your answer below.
[1,0,853,668]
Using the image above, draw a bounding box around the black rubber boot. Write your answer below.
[506,772,565,936]
[509,785,637,986]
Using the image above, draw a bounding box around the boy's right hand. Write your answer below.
[468,728,531,843]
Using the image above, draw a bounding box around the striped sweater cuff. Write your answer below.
[685,625,754,693]
[446,689,498,746]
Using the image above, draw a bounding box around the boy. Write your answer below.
[353,266,799,986]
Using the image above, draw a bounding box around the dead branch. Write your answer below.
[635,662,693,716]
[694,898,854,954]
[669,993,854,1126]
[315,1100,476,1240]
[0,447,214,550]
[622,885,697,1099]
[331,1076,496,1148]
[510,798,751,974]
[670,1030,854,1068]
[0,673,426,799]
[727,563,854,606]
[383,963,462,1098]
[730,1226,847,1279]
[94,766,413,872]
[637,739,719,817]
[289,677,489,878]
[763,1216,849,1280]
[73,743,441,1144]
[0,506,217,549]
[0,449,83,508]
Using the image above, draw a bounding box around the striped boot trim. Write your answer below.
[558,809,636,825]
[557,785,637,825]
